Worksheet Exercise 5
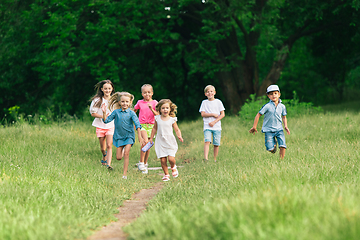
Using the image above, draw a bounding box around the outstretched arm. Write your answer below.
[282,115,290,135]
[173,122,183,142]
[249,113,262,135]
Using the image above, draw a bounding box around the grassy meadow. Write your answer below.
[0,101,359,239]
[124,102,360,240]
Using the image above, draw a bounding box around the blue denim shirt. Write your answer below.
[104,109,141,142]
[259,100,287,133]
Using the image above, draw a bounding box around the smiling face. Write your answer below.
[141,86,153,101]
[119,95,131,110]
[205,87,216,101]
[267,91,281,103]
[101,83,113,98]
[160,103,170,117]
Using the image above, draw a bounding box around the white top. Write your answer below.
[89,97,114,129]
[154,115,178,158]
[199,99,225,130]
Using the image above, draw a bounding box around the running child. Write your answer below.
[150,99,183,182]
[199,85,225,162]
[249,85,290,159]
[101,92,145,179]
[134,84,158,174]
[89,80,115,167]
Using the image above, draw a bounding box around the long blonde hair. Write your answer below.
[156,99,177,117]
[108,92,135,110]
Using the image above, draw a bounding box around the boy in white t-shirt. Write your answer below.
[199,85,225,162]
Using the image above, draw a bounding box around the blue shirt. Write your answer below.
[104,109,141,142]
[259,100,287,133]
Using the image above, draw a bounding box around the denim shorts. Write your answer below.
[204,129,221,146]
[264,130,286,151]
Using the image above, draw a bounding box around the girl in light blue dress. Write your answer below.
[102,92,145,179]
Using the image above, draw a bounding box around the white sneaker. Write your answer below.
[138,162,146,171]
[141,167,148,174]
[122,176,127,179]
[135,162,141,167]
[145,163,148,168]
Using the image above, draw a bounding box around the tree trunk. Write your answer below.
[257,44,291,95]
[215,26,254,114]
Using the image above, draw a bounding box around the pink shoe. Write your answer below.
[162,175,170,182]
[171,165,179,178]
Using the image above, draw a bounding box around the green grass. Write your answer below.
[0,122,160,240]
[1,101,360,239]
[124,103,360,240]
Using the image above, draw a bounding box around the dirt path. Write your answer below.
[88,182,164,240]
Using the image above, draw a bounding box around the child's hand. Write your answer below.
[178,136,184,142]
[147,103,152,109]
[140,138,146,147]
[209,121,216,127]
[285,127,290,135]
[213,113,219,118]
[101,103,106,112]
[249,127,257,135]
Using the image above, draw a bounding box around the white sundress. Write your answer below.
[154,115,178,158]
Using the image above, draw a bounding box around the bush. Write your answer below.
[238,91,323,120]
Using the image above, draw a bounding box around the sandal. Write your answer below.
[162,175,170,182]
[101,151,107,165]
[106,165,113,170]
[171,165,179,178]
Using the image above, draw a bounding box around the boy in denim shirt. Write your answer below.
[249,85,290,159]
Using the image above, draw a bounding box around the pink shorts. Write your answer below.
[96,127,115,138]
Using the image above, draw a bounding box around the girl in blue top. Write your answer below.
[101,92,145,179]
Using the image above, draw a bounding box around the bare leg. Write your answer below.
[122,144,132,176]
[213,145,219,162]
[139,131,148,163]
[116,146,124,161]
[105,134,113,166]
[279,147,286,159]
[98,137,106,163]
[168,156,176,173]
[204,142,210,160]
[144,140,151,165]
[160,157,169,175]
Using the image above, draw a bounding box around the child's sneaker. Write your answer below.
[122,176,127,180]
[141,167,148,174]
[135,162,141,167]
[145,163,148,168]
[138,162,146,171]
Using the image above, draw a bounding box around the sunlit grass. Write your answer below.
[125,108,360,240]
[1,102,360,239]
[0,122,159,240]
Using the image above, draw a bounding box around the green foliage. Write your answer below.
[239,92,323,121]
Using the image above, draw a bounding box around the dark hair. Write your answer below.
[90,80,115,108]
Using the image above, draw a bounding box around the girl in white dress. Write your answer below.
[150,99,183,181]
